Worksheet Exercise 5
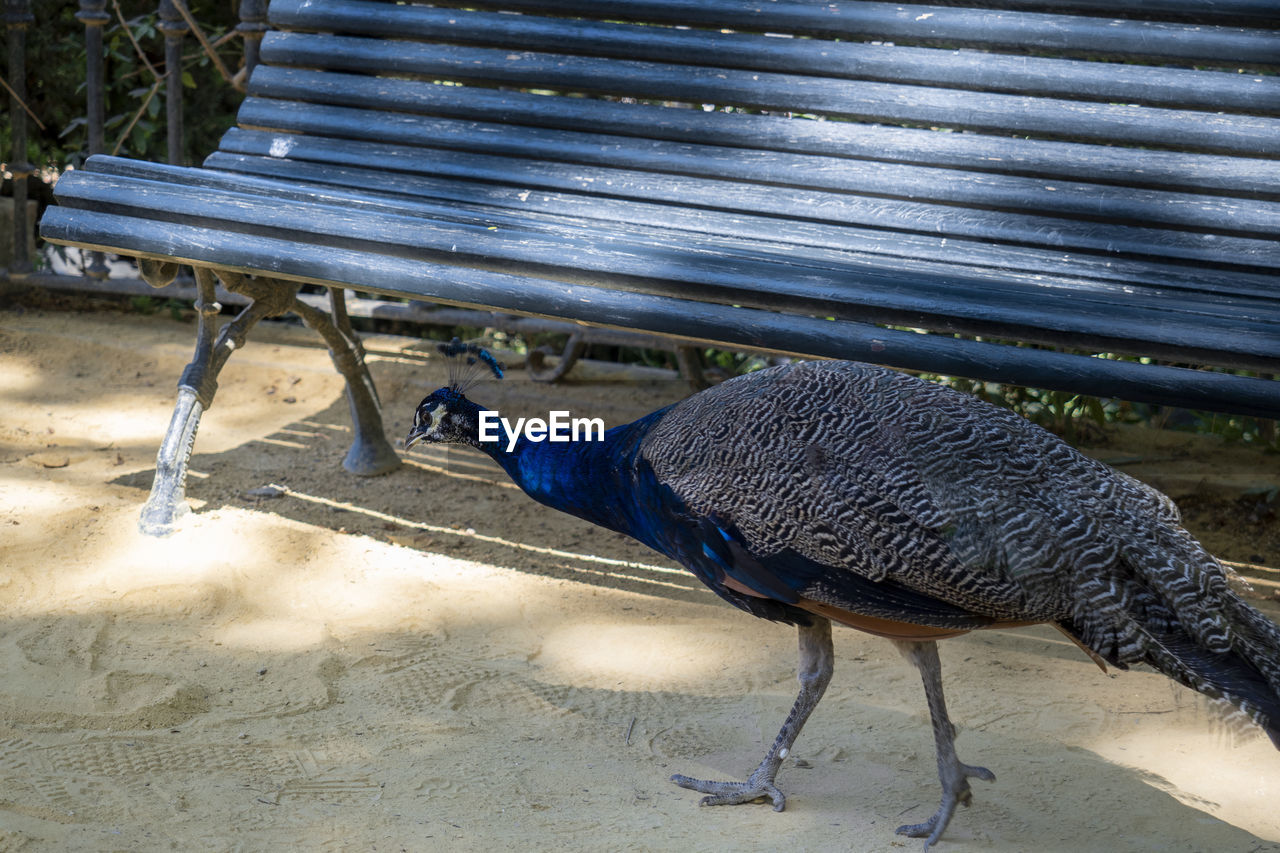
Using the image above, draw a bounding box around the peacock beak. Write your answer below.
[404,425,427,450]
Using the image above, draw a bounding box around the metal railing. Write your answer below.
[4,0,267,281]
[4,0,35,276]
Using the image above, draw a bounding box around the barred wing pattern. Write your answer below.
[639,361,1280,734]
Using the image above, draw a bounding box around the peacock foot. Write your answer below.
[895,761,995,849]
[670,770,787,811]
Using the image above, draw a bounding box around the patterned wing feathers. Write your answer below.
[639,360,1280,737]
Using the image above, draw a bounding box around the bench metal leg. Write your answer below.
[139,269,399,536]
[141,267,294,534]
[527,330,585,382]
[674,346,711,391]
[139,266,224,536]
[138,384,205,536]
[290,288,400,477]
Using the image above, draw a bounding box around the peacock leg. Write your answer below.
[672,616,833,811]
[893,639,995,850]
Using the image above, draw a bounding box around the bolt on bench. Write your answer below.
[39,0,1280,535]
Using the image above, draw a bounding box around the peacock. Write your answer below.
[405,340,1280,849]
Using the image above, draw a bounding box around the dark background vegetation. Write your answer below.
[4,0,243,196]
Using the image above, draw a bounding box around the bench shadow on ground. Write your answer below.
[112,370,720,607]
[110,365,1280,624]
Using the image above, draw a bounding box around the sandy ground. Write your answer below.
[1,303,1278,853]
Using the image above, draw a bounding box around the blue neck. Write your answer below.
[476,408,667,535]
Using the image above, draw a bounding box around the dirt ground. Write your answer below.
[1,302,1278,852]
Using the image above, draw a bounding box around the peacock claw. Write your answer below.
[670,772,787,811]
[669,621,830,817]
[895,762,995,850]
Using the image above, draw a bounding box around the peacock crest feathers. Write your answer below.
[437,337,504,395]
[405,339,505,451]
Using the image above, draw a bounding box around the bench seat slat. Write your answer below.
[267,0,1278,114]
[232,101,1280,240]
[203,150,1280,303]
[215,129,1280,272]
[49,165,1280,369]
[38,204,1280,418]
[91,153,1280,302]
[436,0,1280,65]
[261,33,1280,155]
[113,153,1280,317]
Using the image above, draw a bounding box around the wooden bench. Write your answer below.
[39,0,1280,535]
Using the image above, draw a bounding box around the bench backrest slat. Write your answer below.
[966,0,1277,21]
[268,3,1279,114]
[260,32,1280,157]
[242,67,1280,200]
[301,0,1279,65]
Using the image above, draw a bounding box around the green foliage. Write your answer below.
[128,294,191,321]
[4,0,243,174]
[921,376,1119,444]
[920,371,1277,451]
[1168,409,1279,452]
[698,347,775,375]
[127,294,156,314]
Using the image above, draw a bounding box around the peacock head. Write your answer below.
[405,338,504,450]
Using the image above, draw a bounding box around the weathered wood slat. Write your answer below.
[37,205,1280,419]
[93,153,1280,314]
[215,129,1280,271]
[959,0,1280,20]
[260,33,1280,155]
[266,0,1279,113]
[38,0,1280,421]
[49,165,1280,369]
[246,67,1280,199]
[203,150,1280,303]
[437,0,1280,65]
[232,100,1280,241]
